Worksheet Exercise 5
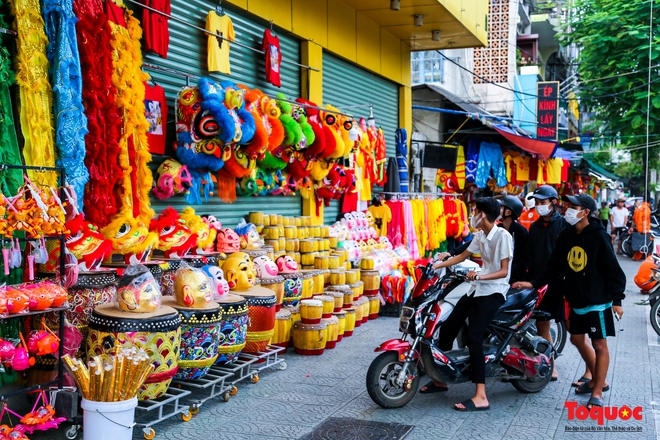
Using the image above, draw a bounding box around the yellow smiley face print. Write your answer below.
[567,246,587,272]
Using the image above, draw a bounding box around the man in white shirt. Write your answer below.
[427,197,513,411]
[609,198,631,254]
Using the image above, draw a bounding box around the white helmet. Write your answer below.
[524,192,535,209]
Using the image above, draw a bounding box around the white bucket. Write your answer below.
[81,397,138,440]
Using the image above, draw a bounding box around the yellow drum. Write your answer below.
[360,257,375,270]
[278,237,286,250]
[282,217,291,226]
[327,256,340,269]
[320,225,329,238]
[248,212,264,225]
[344,261,352,270]
[361,270,381,294]
[322,270,331,286]
[299,270,316,299]
[263,214,271,226]
[342,290,355,309]
[293,217,302,227]
[259,276,285,311]
[265,239,279,252]
[314,256,329,270]
[277,224,284,237]
[271,309,292,348]
[329,237,338,248]
[321,316,339,349]
[333,249,348,264]
[312,295,335,318]
[330,270,346,286]
[350,281,364,299]
[310,226,320,238]
[284,239,299,252]
[301,252,318,267]
[277,215,284,225]
[359,296,370,324]
[352,301,364,327]
[299,239,315,253]
[344,307,357,337]
[321,239,330,251]
[299,299,323,324]
[313,271,326,295]
[367,294,381,320]
[292,321,327,355]
[284,226,297,239]
[87,304,181,401]
[263,226,279,240]
[333,311,346,342]
[345,269,360,285]
[325,291,343,312]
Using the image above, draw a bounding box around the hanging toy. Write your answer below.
[26,284,54,311]
[18,389,66,432]
[0,338,15,364]
[11,333,33,370]
[6,288,29,314]
[27,319,59,356]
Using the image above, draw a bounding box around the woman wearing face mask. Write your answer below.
[514,194,625,409]
[523,185,567,382]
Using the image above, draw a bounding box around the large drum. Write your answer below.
[259,276,285,311]
[87,304,181,400]
[165,298,222,380]
[241,288,277,354]
[215,294,249,365]
[280,272,302,307]
[60,270,118,334]
[298,270,316,299]
[270,309,292,349]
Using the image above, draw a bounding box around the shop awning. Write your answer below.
[491,124,558,159]
[585,159,622,181]
[419,84,489,115]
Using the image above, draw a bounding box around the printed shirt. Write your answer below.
[262,29,282,87]
[466,226,513,298]
[206,12,235,74]
[513,155,530,181]
[144,83,168,155]
[369,204,392,237]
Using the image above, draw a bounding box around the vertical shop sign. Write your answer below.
[537,81,559,140]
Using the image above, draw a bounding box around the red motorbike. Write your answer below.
[366,262,555,408]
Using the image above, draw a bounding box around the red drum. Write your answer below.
[240,287,277,354]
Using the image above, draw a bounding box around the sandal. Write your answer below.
[454,399,489,412]
[419,380,448,394]
[575,381,610,395]
[571,376,591,387]
[587,396,603,409]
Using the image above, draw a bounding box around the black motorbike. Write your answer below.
[366,262,555,409]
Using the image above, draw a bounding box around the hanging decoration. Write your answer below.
[10,0,57,187]
[43,0,89,212]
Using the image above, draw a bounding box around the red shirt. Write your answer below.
[143,0,170,58]
[262,29,282,87]
[144,83,168,155]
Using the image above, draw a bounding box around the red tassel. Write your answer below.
[216,169,237,203]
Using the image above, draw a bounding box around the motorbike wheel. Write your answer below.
[649,299,660,337]
[510,345,554,394]
[529,320,567,355]
[622,236,633,257]
[366,352,419,409]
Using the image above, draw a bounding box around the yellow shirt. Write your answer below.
[368,204,391,237]
[545,158,563,184]
[206,12,235,74]
[513,155,530,181]
[536,159,546,184]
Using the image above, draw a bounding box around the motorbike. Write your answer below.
[366,261,555,409]
[621,214,660,257]
[640,254,660,336]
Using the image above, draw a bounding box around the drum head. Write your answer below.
[93,302,178,320]
[238,286,278,299]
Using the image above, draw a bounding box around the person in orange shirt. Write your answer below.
[518,192,539,231]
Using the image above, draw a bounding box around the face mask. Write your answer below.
[535,204,552,216]
[470,213,483,229]
[564,208,583,226]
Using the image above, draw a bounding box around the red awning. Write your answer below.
[492,124,557,159]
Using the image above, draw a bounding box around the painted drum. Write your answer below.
[240,287,277,354]
[280,272,303,307]
[87,304,181,400]
[215,294,249,365]
[292,320,327,355]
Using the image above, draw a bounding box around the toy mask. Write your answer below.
[64,215,113,271]
[275,255,298,273]
[253,256,279,278]
[116,265,162,313]
[235,220,263,250]
[152,158,192,200]
[201,265,230,299]
[222,252,256,291]
[174,267,213,308]
[365,211,375,228]
[216,228,240,253]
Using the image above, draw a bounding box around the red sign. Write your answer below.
[537,81,559,140]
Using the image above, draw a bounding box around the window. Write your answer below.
[411,51,444,85]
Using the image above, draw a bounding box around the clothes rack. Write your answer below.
[125,0,320,72]
[380,191,461,199]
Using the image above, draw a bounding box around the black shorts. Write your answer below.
[568,307,616,339]
[612,227,627,237]
[537,288,566,322]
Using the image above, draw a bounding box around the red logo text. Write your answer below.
[565,402,643,426]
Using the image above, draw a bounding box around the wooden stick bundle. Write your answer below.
[63,346,153,402]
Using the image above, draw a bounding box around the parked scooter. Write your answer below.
[366,262,555,409]
[638,254,660,336]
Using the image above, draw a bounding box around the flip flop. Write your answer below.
[419,381,448,394]
[571,376,591,387]
[550,376,558,382]
[454,399,489,412]
[587,396,603,409]
[575,381,610,395]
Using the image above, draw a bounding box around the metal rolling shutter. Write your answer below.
[321,52,399,224]
[138,2,302,227]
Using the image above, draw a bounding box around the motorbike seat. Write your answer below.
[498,288,536,312]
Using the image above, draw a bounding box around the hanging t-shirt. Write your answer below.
[143,0,170,58]
[513,155,530,181]
[105,0,126,26]
[144,82,168,154]
[369,203,392,237]
[561,159,570,181]
[545,158,563,184]
[206,11,235,74]
[262,29,282,87]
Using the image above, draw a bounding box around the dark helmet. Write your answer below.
[528,185,558,201]
[498,195,523,219]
